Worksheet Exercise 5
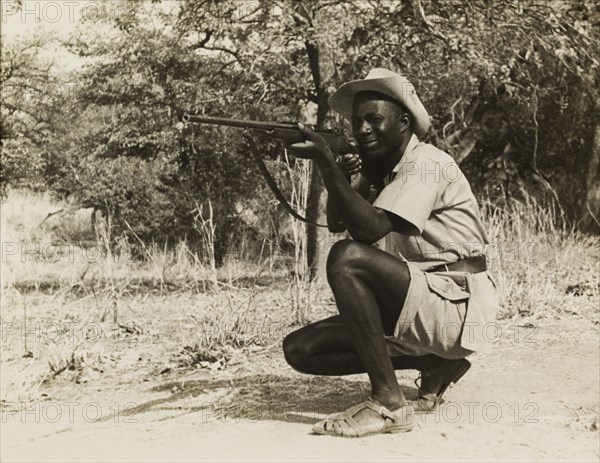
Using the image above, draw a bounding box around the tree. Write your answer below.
[176,0,599,273]
[0,30,67,194]
[3,0,597,266]
[40,1,271,261]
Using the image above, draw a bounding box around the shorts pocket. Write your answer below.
[424,273,471,302]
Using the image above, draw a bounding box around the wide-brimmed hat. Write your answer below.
[328,68,430,139]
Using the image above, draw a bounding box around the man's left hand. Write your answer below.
[287,123,333,160]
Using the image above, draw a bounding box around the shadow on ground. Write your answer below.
[106,375,419,425]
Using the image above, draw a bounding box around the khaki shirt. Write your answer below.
[370,135,499,353]
[372,134,489,271]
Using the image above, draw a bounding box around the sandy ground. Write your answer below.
[2,318,599,462]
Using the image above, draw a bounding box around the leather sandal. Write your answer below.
[312,399,414,438]
[410,358,471,413]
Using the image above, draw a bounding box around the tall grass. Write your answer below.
[0,189,280,292]
[1,189,97,288]
[283,153,313,324]
[481,191,599,320]
[2,188,598,321]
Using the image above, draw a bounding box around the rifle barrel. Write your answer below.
[182,114,336,134]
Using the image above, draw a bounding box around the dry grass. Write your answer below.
[0,188,323,405]
[481,193,599,320]
[1,188,598,407]
[0,189,295,292]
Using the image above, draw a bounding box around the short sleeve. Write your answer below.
[373,158,444,233]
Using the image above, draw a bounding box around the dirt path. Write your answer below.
[2,319,599,462]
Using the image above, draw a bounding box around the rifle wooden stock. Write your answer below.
[182,113,358,155]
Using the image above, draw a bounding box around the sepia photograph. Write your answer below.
[1,0,599,461]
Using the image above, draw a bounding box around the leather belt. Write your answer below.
[427,255,487,273]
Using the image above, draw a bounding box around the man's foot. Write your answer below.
[410,358,471,413]
[312,399,414,438]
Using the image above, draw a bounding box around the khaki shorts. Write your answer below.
[385,263,500,359]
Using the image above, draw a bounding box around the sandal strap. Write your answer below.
[325,400,395,421]
[313,400,415,437]
[417,391,438,403]
[414,373,422,389]
[320,402,378,437]
[364,400,396,420]
[321,400,407,429]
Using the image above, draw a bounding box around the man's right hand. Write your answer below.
[336,153,363,177]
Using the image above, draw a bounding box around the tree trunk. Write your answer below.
[305,162,327,278]
[304,40,331,281]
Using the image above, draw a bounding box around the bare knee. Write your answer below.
[282,330,309,373]
[326,239,368,283]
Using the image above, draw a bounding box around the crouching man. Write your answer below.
[283,68,500,438]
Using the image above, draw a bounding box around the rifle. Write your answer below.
[183,114,358,154]
[182,114,358,227]
[181,114,358,155]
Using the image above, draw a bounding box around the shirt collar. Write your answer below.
[392,134,420,173]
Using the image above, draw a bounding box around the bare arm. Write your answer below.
[327,174,371,233]
[290,125,393,244]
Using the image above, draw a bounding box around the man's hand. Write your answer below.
[287,123,333,159]
[336,153,363,177]
[288,124,362,178]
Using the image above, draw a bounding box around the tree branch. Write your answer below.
[190,30,212,49]
[415,0,449,44]
[201,45,242,63]
[304,40,327,123]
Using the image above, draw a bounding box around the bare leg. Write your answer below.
[328,240,411,408]
[283,240,471,434]
[283,315,444,376]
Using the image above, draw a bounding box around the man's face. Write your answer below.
[351,93,407,159]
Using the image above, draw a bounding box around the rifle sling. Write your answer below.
[244,133,327,228]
